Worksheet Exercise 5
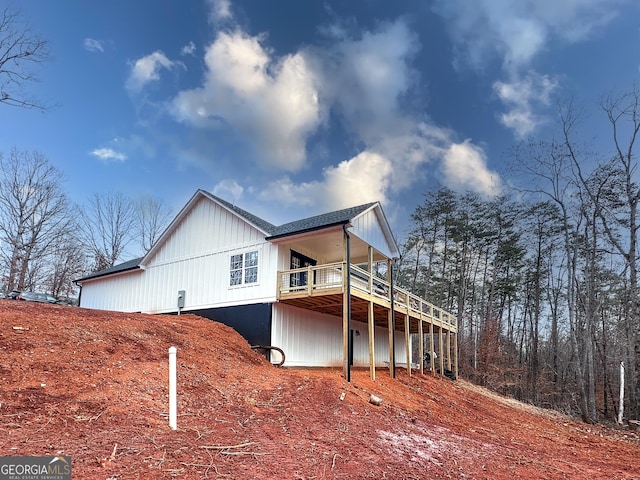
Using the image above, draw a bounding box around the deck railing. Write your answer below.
[277,262,457,330]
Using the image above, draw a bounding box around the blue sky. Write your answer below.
[2,0,639,236]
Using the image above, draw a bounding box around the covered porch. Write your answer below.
[276,261,458,382]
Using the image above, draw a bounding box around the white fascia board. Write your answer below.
[266,224,345,244]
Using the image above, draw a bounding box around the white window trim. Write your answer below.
[228,248,260,288]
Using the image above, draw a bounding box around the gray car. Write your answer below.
[16,292,58,303]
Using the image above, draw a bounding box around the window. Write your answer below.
[230,251,259,286]
[290,250,316,287]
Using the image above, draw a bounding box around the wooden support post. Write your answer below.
[446,329,452,371]
[418,320,424,375]
[387,259,395,379]
[405,313,411,377]
[368,300,375,381]
[388,309,395,378]
[438,327,444,377]
[429,320,435,375]
[454,332,459,379]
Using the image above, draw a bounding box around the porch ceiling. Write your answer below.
[273,226,388,264]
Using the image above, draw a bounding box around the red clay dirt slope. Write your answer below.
[1,300,639,480]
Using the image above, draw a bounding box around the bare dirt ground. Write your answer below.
[1,300,639,479]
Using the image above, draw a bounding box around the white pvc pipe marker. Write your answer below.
[169,346,177,430]
[618,361,625,425]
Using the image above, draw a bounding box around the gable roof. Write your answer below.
[77,190,394,281]
[267,202,377,239]
[205,190,377,239]
[206,191,277,234]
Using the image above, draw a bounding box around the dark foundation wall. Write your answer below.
[187,303,273,347]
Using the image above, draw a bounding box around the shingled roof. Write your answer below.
[76,257,144,282]
[267,202,377,238]
[206,191,375,238]
[206,191,277,234]
[77,191,380,282]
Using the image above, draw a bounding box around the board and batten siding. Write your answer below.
[149,196,266,264]
[271,303,407,367]
[350,207,396,259]
[81,195,280,313]
[80,271,143,312]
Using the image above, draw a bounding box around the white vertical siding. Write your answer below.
[271,303,406,367]
[80,271,143,312]
[350,207,395,258]
[141,241,278,313]
[80,195,280,313]
[149,197,266,264]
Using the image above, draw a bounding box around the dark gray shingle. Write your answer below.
[76,257,143,282]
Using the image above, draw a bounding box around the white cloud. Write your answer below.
[260,151,394,211]
[493,73,558,138]
[170,18,501,213]
[181,41,196,56]
[525,0,623,42]
[90,148,127,162]
[171,30,321,170]
[260,124,499,212]
[83,38,104,53]
[313,20,419,143]
[441,140,501,195]
[433,0,626,72]
[212,179,244,202]
[126,51,177,93]
[323,151,393,209]
[207,0,233,24]
[432,0,628,137]
[259,177,320,208]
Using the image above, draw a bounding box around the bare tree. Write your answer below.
[135,194,172,254]
[0,5,49,109]
[80,192,136,271]
[0,149,72,292]
[511,138,598,422]
[44,235,86,297]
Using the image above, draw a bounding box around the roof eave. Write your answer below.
[75,264,144,284]
[266,220,350,242]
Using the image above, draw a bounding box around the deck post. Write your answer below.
[418,320,424,375]
[388,259,395,379]
[367,247,376,381]
[368,300,375,381]
[438,327,444,377]
[454,332,459,379]
[404,313,411,377]
[429,319,435,375]
[446,328,452,371]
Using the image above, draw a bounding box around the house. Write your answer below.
[76,189,458,381]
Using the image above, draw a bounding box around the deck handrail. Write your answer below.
[278,262,457,329]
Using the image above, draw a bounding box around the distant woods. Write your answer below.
[0,148,172,296]
[396,86,640,424]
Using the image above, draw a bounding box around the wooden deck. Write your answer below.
[277,262,458,380]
